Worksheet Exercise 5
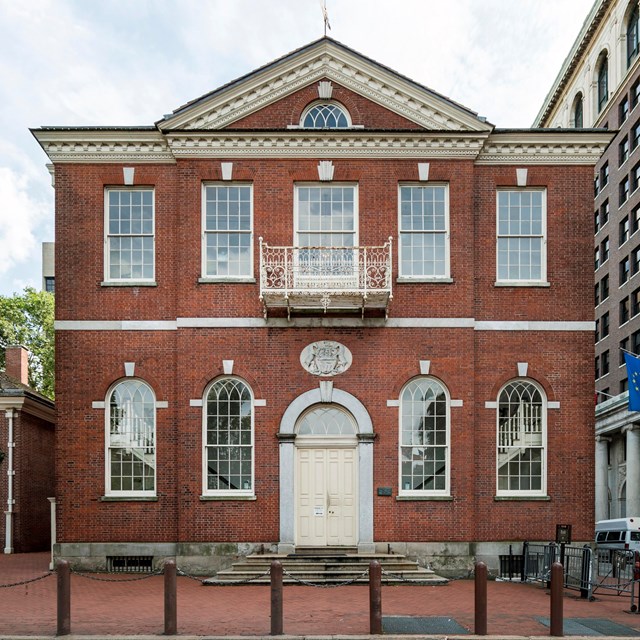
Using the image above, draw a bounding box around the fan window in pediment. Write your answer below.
[301,102,350,129]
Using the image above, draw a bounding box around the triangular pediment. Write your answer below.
[158,38,492,133]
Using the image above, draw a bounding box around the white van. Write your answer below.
[595,518,640,552]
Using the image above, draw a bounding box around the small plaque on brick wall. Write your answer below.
[377,487,392,496]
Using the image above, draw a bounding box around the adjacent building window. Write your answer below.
[202,184,253,278]
[601,237,610,263]
[496,190,546,283]
[601,274,610,300]
[44,276,55,293]
[203,378,254,495]
[633,329,640,353]
[301,102,350,128]
[633,121,640,151]
[595,247,601,271]
[597,52,609,112]
[633,204,640,234]
[621,136,630,166]
[621,176,631,205]
[399,377,450,496]
[621,297,631,325]
[621,216,630,246]
[496,380,546,496]
[601,200,610,227]
[602,162,610,187]
[573,93,583,128]
[602,350,610,376]
[105,189,154,282]
[106,380,156,496]
[399,184,449,278]
[601,311,610,338]
[621,256,631,284]
[633,79,640,110]
[632,287,640,315]
[621,95,631,125]
[621,337,630,364]
[633,246,640,275]
[629,2,640,68]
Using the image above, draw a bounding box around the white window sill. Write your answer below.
[101,281,157,287]
[396,494,452,501]
[494,495,550,501]
[101,495,158,501]
[494,281,550,288]
[396,277,453,284]
[200,494,256,501]
[198,277,256,284]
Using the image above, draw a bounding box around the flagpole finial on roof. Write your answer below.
[319,0,331,36]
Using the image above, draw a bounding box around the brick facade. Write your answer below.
[34,38,610,575]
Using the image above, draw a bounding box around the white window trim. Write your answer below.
[495,378,547,498]
[398,183,451,280]
[105,379,157,498]
[397,377,451,498]
[104,188,156,285]
[201,182,254,280]
[495,188,547,286]
[201,376,255,498]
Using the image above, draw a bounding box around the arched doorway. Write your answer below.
[277,387,374,553]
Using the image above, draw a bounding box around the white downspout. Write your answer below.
[4,408,15,554]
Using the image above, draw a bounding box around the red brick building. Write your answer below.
[33,38,610,575]
[0,346,55,554]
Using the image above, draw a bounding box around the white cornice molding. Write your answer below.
[166,131,488,159]
[0,395,55,423]
[32,130,174,164]
[159,41,491,133]
[476,131,613,165]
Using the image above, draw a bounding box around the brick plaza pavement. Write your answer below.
[2,552,640,637]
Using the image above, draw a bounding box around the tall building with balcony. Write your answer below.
[535,0,640,522]
[32,37,608,575]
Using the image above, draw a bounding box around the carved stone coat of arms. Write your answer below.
[300,341,352,377]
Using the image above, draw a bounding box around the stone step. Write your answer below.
[203,552,447,586]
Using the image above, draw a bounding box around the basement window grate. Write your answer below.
[106,555,154,573]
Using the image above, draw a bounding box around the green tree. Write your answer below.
[0,287,54,399]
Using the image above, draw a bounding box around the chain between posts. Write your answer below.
[0,572,54,588]
[178,567,271,585]
[282,566,369,587]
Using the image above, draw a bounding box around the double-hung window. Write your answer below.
[496,189,546,284]
[203,378,254,496]
[202,184,253,278]
[496,380,546,497]
[399,184,449,279]
[106,380,156,496]
[399,377,450,497]
[105,189,154,282]
[294,184,357,286]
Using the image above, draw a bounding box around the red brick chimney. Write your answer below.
[5,346,29,385]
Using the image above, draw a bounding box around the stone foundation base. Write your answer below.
[55,540,588,578]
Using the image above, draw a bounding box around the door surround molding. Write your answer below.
[277,387,374,553]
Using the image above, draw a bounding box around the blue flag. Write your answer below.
[624,352,640,411]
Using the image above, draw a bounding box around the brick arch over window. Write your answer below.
[277,387,374,553]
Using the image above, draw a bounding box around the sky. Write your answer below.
[0,0,595,296]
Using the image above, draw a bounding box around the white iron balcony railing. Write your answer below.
[259,237,393,317]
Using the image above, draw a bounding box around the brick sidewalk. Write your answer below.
[2,552,640,637]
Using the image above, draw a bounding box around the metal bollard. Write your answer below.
[474,561,488,635]
[369,560,382,635]
[270,560,283,636]
[550,561,564,637]
[164,559,177,635]
[56,559,71,636]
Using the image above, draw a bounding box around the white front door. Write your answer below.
[296,446,357,546]
[294,404,358,547]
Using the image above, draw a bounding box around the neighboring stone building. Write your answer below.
[535,0,640,523]
[0,346,55,553]
[32,37,609,575]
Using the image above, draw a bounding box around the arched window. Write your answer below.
[301,102,350,128]
[496,380,546,496]
[628,3,639,68]
[107,379,156,495]
[204,377,254,495]
[297,405,356,435]
[573,93,584,128]
[399,377,450,496]
[597,53,609,113]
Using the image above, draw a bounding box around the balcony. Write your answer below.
[259,238,393,318]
